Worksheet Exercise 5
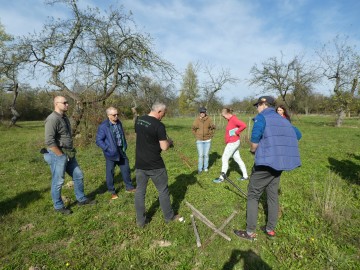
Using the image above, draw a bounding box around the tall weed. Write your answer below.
[312,171,353,227]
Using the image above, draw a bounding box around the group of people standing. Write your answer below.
[191,97,301,240]
[191,106,249,181]
[43,97,182,227]
[43,95,301,238]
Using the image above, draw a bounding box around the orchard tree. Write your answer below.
[0,21,23,126]
[317,35,360,126]
[126,76,176,113]
[0,21,12,80]
[178,62,199,114]
[0,21,12,121]
[248,53,320,110]
[201,64,238,109]
[18,0,175,135]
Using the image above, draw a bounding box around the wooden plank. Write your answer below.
[185,201,231,241]
[207,210,238,244]
[190,214,201,247]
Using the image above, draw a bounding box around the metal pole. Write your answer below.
[221,173,248,198]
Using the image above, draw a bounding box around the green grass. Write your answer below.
[0,115,359,269]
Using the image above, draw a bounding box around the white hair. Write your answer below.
[151,102,166,112]
[106,106,117,115]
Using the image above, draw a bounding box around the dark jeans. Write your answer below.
[135,168,174,226]
[246,165,282,233]
[105,156,134,194]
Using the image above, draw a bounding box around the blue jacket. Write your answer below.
[251,108,301,171]
[96,119,127,161]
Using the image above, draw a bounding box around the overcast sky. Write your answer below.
[0,0,359,103]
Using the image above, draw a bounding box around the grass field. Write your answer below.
[0,115,359,269]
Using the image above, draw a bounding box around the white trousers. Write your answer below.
[220,140,248,179]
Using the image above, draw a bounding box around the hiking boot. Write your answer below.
[55,207,72,215]
[111,194,119,200]
[234,230,257,241]
[125,188,136,194]
[77,198,96,206]
[260,226,276,238]
[213,178,224,183]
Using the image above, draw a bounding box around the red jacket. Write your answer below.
[224,115,246,144]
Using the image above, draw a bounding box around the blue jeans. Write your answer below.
[196,140,211,172]
[44,150,87,210]
[105,156,134,193]
[135,168,174,226]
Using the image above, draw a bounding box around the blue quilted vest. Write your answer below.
[255,108,301,171]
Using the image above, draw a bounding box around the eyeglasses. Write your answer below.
[57,101,68,105]
[110,114,118,117]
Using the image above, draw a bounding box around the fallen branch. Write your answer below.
[205,210,238,246]
[190,214,201,247]
[185,201,231,241]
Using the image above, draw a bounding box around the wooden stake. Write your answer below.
[185,201,231,241]
[206,210,238,245]
[190,214,201,247]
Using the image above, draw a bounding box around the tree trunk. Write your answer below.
[9,83,20,127]
[335,109,346,127]
[131,107,139,124]
[70,100,84,136]
[304,106,309,115]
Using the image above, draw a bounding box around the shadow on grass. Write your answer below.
[146,170,198,220]
[171,170,198,213]
[87,181,108,199]
[227,158,250,178]
[65,180,108,208]
[328,156,360,185]
[0,188,49,216]
[209,151,221,169]
[165,124,192,132]
[222,249,272,270]
[223,185,247,201]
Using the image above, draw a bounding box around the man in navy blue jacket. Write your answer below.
[234,96,301,241]
[96,107,136,200]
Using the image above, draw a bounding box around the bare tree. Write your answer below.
[0,59,21,126]
[0,25,24,127]
[248,53,320,110]
[18,0,175,135]
[201,65,239,109]
[317,35,360,127]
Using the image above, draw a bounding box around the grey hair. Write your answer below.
[106,106,117,115]
[151,102,166,112]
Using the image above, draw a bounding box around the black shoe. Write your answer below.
[234,229,257,241]
[137,217,150,228]
[77,198,96,206]
[55,207,72,215]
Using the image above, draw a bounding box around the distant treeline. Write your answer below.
[1,86,359,122]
